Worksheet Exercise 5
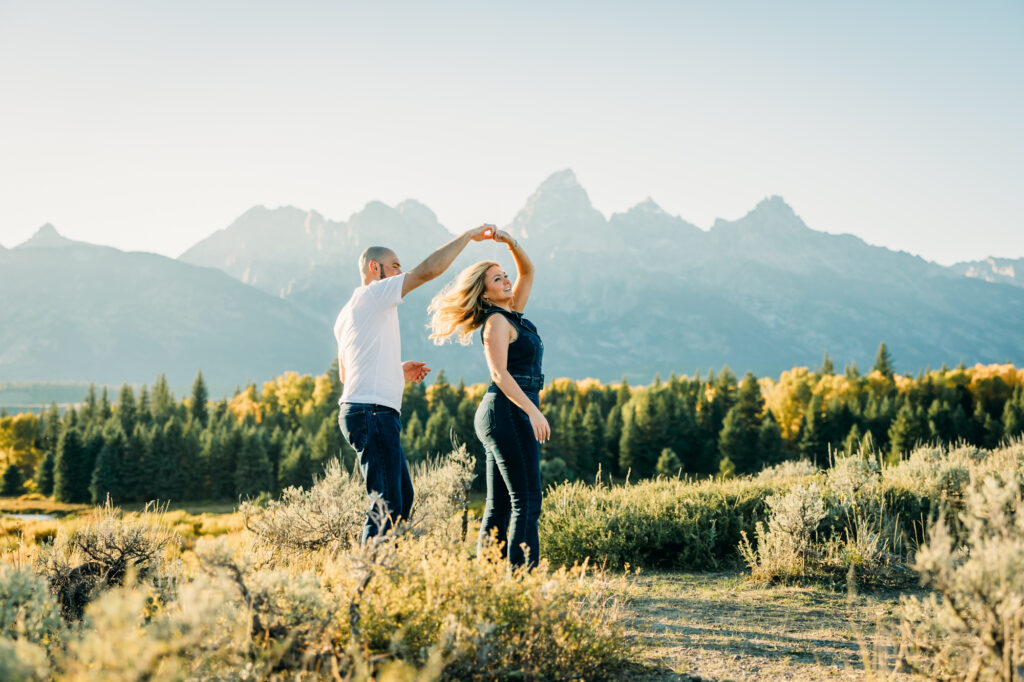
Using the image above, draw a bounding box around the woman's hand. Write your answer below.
[528,408,551,444]
[493,229,518,250]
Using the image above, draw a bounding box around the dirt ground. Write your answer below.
[620,571,924,681]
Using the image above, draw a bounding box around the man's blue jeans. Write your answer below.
[338,403,414,544]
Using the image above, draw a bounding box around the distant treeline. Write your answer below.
[2,343,1024,502]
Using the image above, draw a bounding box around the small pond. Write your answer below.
[3,513,57,521]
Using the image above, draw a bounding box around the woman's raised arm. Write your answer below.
[493,230,534,313]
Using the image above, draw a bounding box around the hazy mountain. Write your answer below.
[952,257,1024,289]
[1,226,334,395]
[179,200,455,302]
[172,170,1024,382]
[8,171,1023,397]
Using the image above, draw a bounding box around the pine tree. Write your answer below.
[428,371,460,415]
[950,403,971,445]
[34,450,56,496]
[311,418,342,468]
[90,427,126,504]
[927,399,953,443]
[562,403,584,476]
[99,387,112,421]
[137,385,152,426]
[798,395,826,464]
[266,426,286,492]
[401,380,428,424]
[402,412,425,462]
[120,425,150,502]
[279,443,316,490]
[665,391,700,473]
[421,402,455,456]
[581,402,607,479]
[54,428,87,503]
[234,428,272,498]
[117,384,137,435]
[874,342,894,380]
[604,405,624,477]
[454,397,479,461]
[655,448,683,477]
[190,371,209,427]
[40,402,61,456]
[212,424,244,499]
[179,422,202,500]
[1004,387,1024,440]
[618,389,669,478]
[151,374,175,424]
[718,372,766,474]
[147,421,172,500]
[1,464,24,496]
[889,400,927,461]
[819,352,835,375]
[82,384,98,427]
[758,412,784,466]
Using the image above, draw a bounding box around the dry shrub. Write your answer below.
[58,574,250,681]
[34,501,178,620]
[241,457,366,555]
[243,446,475,558]
[755,458,820,482]
[739,482,826,583]
[0,637,49,682]
[897,469,1024,680]
[0,565,63,645]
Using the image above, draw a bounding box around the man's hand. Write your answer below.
[403,361,431,383]
[467,224,496,242]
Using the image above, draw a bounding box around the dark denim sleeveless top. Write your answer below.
[480,306,544,393]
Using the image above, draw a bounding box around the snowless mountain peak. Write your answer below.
[17,223,76,249]
[629,197,668,215]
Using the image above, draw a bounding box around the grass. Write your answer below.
[620,571,923,680]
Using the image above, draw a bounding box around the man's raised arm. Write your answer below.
[402,224,495,297]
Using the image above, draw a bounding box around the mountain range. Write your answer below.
[3,170,1023,398]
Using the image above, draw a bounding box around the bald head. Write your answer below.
[359,246,401,283]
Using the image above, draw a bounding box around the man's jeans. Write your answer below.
[338,403,414,544]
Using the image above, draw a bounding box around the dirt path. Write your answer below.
[620,572,923,681]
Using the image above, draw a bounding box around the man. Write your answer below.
[335,224,494,543]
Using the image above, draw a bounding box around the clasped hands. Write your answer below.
[467,224,517,249]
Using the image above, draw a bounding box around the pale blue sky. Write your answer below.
[1,1,1020,264]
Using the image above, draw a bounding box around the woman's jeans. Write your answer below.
[339,403,413,544]
[475,384,542,568]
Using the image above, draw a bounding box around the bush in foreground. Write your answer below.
[0,450,630,680]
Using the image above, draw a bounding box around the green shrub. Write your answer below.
[540,477,775,570]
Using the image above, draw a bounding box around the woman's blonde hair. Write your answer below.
[428,260,501,345]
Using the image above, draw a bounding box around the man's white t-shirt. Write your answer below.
[334,273,407,411]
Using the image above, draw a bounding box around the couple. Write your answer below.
[333,224,549,569]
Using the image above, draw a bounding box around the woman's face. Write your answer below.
[482,265,513,306]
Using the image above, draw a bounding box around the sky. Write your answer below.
[1,0,1021,265]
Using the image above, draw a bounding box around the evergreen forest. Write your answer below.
[2,343,1023,504]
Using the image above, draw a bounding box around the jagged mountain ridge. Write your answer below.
[172,170,1024,381]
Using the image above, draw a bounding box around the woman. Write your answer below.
[428,230,549,568]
